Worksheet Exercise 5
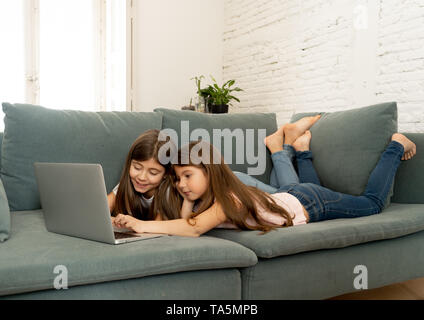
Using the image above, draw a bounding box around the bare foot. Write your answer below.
[264,125,285,154]
[284,115,321,145]
[391,133,417,160]
[292,130,312,152]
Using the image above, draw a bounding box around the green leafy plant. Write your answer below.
[191,75,205,96]
[194,75,243,107]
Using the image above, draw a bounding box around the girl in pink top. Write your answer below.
[113,140,309,236]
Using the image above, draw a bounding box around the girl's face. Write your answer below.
[174,165,209,201]
[129,158,166,197]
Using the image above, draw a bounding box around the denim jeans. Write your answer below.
[233,171,278,194]
[277,141,404,222]
[269,144,297,188]
[234,144,320,192]
[234,144,296,193]
[296,151,321,185]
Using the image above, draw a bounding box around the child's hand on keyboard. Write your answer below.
[111,216,134,233]
[114,214,143,233]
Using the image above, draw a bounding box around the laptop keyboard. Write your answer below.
[114,232,140,239]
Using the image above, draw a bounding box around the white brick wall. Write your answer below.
[223,0,424,132]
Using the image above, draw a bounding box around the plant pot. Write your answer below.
[208,104,228,114]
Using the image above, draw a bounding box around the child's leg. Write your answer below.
[266,115,320,188]
[233,171,278,194]
[270,148,300,188]
[287,140,407,222]
[283,144,296,162]
[287,183,382,222]
[361,140,404,209]
[292,130,321,185]
[270,144,297,188]
[295,151,321,185]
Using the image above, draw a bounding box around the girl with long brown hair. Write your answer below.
[108,129,175,225]
[113,139,308,236]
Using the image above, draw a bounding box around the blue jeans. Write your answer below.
[277,141,404,222]
[234,144,320,192]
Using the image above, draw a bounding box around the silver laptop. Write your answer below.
[34,162,164,244]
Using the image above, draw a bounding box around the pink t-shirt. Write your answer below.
[216,192,308,229]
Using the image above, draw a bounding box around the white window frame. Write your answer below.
[21,0,134,111]
[93,0,107,110]
[24,0,40,105]
[127,0,136,111]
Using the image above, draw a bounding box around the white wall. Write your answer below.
[134,0,224,111]
[223,0,424,132]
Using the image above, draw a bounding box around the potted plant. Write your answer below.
[194,75,243,113]
[191,75,206,112]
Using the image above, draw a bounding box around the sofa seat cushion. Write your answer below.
[0,211,257,296]
[206,203,424,258]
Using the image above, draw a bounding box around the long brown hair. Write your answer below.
[113,129,173,220]
[167,140,293,233]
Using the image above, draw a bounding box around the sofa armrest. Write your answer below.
[392,133,424,204]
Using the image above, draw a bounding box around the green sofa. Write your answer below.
[1,102,424,300]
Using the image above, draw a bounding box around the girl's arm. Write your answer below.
[114,201,227,237]
[107,191,116,213]
[180,198,195,219]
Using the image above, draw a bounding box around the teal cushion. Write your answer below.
[4,269,241,300]
[241,229,424,299]
[154,108,278,183]
[0,210,257,296]
[207,203,424,258]
[392,133,424,204]
[290,102,397,206]
[0,179,10,242]
[1,103,163,211]
[0,132,3,168]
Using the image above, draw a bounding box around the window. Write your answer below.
[0,0,26,129]
[0,0,128,131]
[39,0,97,110]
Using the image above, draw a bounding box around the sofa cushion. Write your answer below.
[392,133,424,204]
[240,230,424,299]
[5,269,242,300]
[1,103,163,211]
[154,108,277,184]
[0,179,10,242]
[0,132,3,169]
[206,203,424,258]
[0,210,257,296]
[290,102,397,207]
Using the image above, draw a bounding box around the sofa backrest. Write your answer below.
[1,103,421,212]
[392,132,424,204]
[154,108,278,184]
[1,103,163,211]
